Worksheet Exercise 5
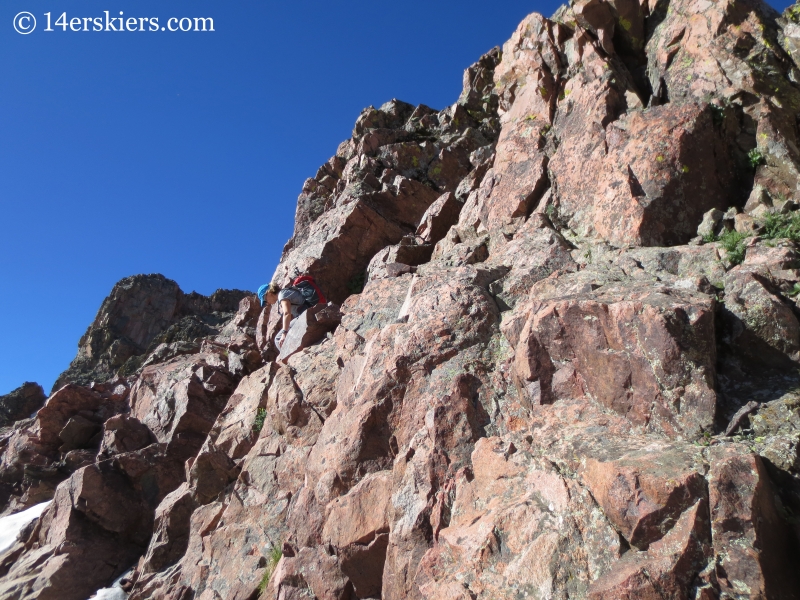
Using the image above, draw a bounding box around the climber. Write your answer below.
[257,275,326,349]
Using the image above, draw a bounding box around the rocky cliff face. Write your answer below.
[2,0,800,598]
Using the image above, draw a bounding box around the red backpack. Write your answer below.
[289,275,326,311]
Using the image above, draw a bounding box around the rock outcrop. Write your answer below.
[2,0,800,599]
[0,383,45,429]
[53,274,250,392]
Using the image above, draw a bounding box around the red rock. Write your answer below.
[137,483,196,574]
[255,303,273,352]
[62,449,95,472]
[429,229,490,267]
[461,14,560,234]
[274,86,498,305]
[127,501,225,600]
[382,373,490,600]
[99,414,155,457]
[587,499,712,600]
[322,470,392,548]
[66,461,148,537]
[416,192,464,245]
[561,103,736,246]
[367,239,433,281]
[0,383,46,428]
[486,219,577,309]
[268,547,352,600]
[581,447,706,549]
[647,0,800,202]
[0,443,183,600]
[0,384,126,514]
[277,303,342,363]
[212,295,262,365]
[416,437,623,599]
[33,385,105,449]
[742,242,799,273]
[507,283,717,439]
[208,364,276,460]
[127,337,342,599]
[458,47,501,115]
[187,446,237,504]
[129,351,235,460]
[707,447,800,599]
[573,0,617,54]
[57,415,101,452]
[339,533,389,598]
[338,276,411,338]
[293,155,348,246]
[0,500,142,600]
[321,471,392,597]
[721,267,800,367]
[273,199,408,304]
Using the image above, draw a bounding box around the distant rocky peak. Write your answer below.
[53,274,251,392]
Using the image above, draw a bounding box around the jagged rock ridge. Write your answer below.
[1,0,800,599]
[53,274,250,392]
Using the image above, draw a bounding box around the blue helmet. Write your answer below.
[257,284,269,306]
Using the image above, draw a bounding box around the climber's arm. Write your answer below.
[280,299,293,332]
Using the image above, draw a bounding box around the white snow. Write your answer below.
[89,588,127,600]
[0,501,51,554]
[87,568,132,600]
[0,501,131,600]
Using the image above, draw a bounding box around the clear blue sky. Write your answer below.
[0,0,793,395]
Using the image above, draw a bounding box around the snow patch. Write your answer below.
[87,568,132,600]
[89,588,127,600]
[0,501,51,554]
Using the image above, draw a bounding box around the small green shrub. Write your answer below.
[718,230,748,265]
[258,545,283,595]
[762,212,800,242]
[253,408,267,433]
[788,283,800,297]
[748,148,766,169]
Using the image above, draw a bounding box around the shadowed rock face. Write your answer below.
[4,1,800,599]
[52,274,250,392]
[0,383,46,428]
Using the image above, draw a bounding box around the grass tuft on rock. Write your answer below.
[705,229,749,265]
[748,148,766,169]
[762,212,800,242]
[719,230,748,265]
[253,408,267,433]
[258,545,283,596]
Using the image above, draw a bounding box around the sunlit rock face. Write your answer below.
[3,1,800,598]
